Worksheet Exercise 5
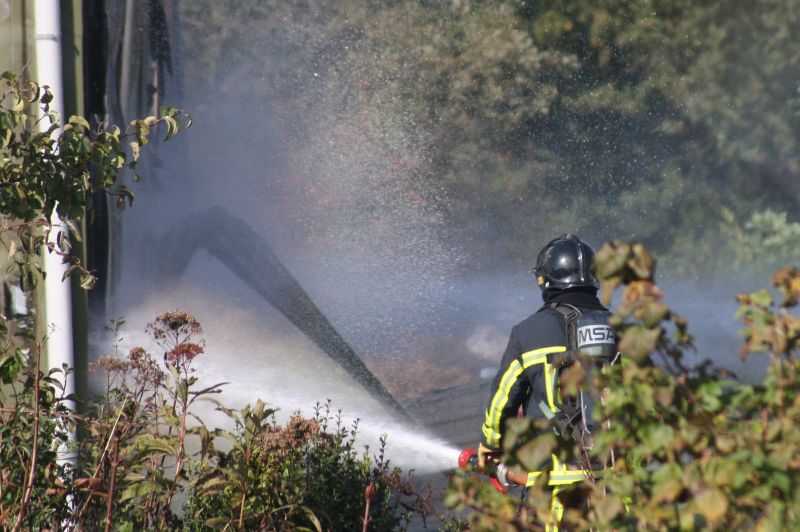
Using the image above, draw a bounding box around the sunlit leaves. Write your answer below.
[513,434,556,473]
[772,267,800,307]
[449,241,800,530]
[695,487,728,527]
[0,71,190,289]
[737,270,800,360]
[617,324,661,362]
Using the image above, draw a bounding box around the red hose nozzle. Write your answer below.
[457,447,508,493]
[458,448,477,470]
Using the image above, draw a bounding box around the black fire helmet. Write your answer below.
[533,234,598,290]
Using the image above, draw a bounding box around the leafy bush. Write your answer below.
[184,401,430,531]
[0,70,189,289]
[0,342,75,531]
[69,311,224,530]
[0,69,189,530]
[447,241,800,530]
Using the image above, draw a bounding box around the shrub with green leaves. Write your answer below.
[0,67,189,531]
[0,342,75,531]
[0,69,190,289]
[184,400,432,531]
[447,241,800,530]
[2,310,434,530]
[69,311,226,530]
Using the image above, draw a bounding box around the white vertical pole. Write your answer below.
[35,0,75,425]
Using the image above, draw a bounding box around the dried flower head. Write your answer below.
[127,346,166,386]
[146,310,202,347]
[164,341,204,367]
[257,416,322,459]
[127,346,148,365]
[90,355,130,374]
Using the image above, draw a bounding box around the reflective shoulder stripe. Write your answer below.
[520,345,566,368]
[483,346,566,448]
[520,345,565,418]
[483,359,524,448]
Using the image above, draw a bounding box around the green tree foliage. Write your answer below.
[178,1,800,269]
[447,242,800,529]
[721,208,800,272]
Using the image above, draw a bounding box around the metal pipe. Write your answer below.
[35,0,76,432]
[119,0,135,122]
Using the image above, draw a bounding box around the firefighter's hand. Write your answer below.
[478,443,499,468]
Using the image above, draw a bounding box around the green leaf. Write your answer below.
[134,433,177,456]
[627,243,656,280]
[119,480,165,502]
[652,464,683,503]
[695,487,728,526]
[163,116,178,140]
[68,115,90,129]
[1,125,11,148]
[751,289,774,308]
[129,140,140,161]
[594,494,623,523]
[514,433,555,472]
[618,325,662,363]
[641,301,670,328]
[204,517,230,529]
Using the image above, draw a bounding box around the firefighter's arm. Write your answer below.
[480,326,530,452]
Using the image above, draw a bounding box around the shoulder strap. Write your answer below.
[550,303,581,365]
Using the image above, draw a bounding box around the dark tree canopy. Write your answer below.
[178,0,800,273]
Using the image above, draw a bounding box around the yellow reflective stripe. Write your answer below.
[550,486,564,531]
[520,345,566,368]
[481,422,498,445]
[544,358,559,412]
[525,469,603,486]
[483,359,524,448]
[525,455,604,486]
[483,346,565,448]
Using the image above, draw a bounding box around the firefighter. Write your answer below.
[477,234,616,529]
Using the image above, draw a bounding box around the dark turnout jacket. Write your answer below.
[481,289,609,450]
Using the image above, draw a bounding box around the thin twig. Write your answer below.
[104,430,122,532]
[159,375,188,529]
[73,396,129,529]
